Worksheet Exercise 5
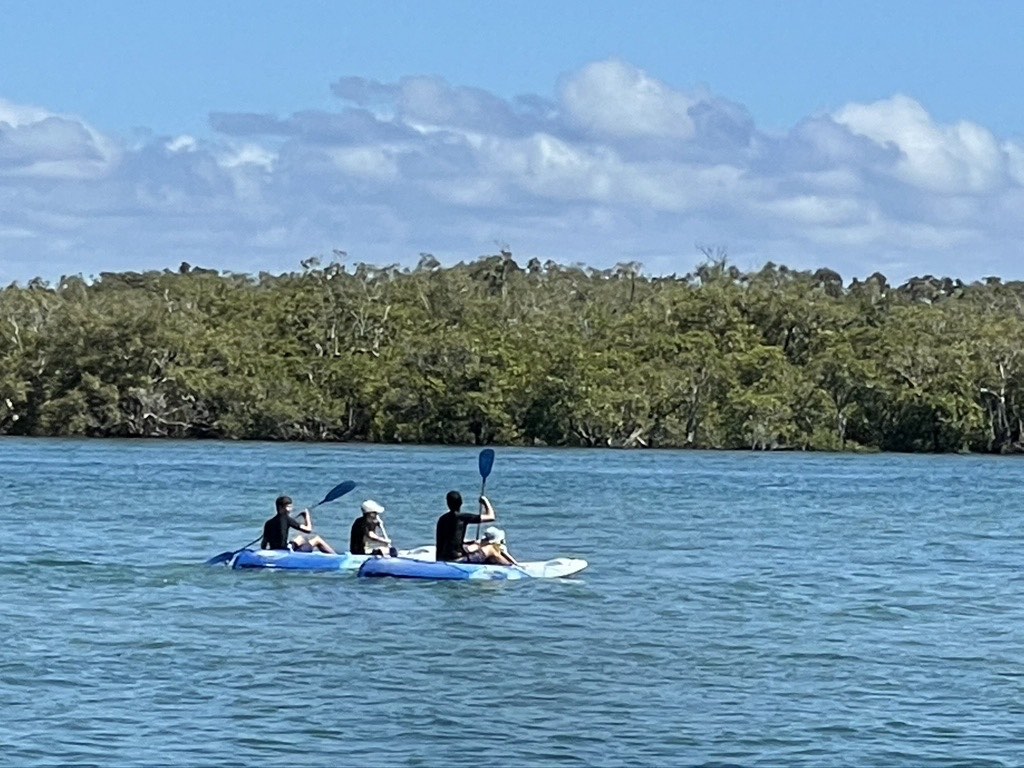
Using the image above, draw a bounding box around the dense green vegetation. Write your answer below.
[2,251,1023,452]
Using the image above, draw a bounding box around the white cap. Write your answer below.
[481,526,505,544]
[361,499,385,514]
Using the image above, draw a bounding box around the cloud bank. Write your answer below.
[2,59,1022,285]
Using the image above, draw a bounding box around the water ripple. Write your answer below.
[4,440,1024,765]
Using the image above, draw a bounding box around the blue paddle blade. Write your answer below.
[478,449,495,479]
[205,551,235,566]
[318,479,357,505]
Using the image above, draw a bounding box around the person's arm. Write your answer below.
[458,511,483,527]
[478,496,497,523]
[367,528,391,545]
[499,546,519,566]
[292,510,313,534]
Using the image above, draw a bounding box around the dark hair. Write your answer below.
[276,495,292,512]
[445,490,462,512]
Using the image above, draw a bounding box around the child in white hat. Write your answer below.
[349,499,394,555]
[463,525,519,566]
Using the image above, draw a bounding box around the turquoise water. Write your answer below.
[3,438,1024,766]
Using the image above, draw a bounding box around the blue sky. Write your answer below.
[2,0,1023,285]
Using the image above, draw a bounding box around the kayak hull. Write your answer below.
[231,550,367,571]
[230,546,435,571]
[356,556,588,581]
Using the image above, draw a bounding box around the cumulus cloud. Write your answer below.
[834,95,1006,193]
[1,62,1023,285]
[560,59,699,140]
[332,75,554,137]
[1006,143,1024,185]
[0,97,119,179]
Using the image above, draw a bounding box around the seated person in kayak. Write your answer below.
[435,490,496,561]
[350,499,397,556]
[462,526,519,566]
[261,495,335,553]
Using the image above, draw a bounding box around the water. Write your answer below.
[2,438,1023,767]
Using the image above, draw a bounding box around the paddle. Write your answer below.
[476,448,495,541]
[377,517,398,557]
[205,480,357,565]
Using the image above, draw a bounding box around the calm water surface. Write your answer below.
[2,438,1024,766]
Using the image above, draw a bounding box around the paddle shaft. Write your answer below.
[476,475,488,540]
[377,519,398,555]
[239,534,262,551]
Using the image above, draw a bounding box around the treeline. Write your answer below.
[2,251,1024,452]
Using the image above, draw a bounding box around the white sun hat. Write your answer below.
[481,526,505,544]
[361,499,385,515]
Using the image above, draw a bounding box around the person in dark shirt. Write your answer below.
[349,499,396,555]
[261,495,336,553]
[435,490,496,562]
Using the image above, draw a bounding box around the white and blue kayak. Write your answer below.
[229,546,435,572]
[357,556,588,581]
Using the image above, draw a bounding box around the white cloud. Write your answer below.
[1006,141,1024,185]
[218,143,275,170]
[165,135,198,153]
[0,98,51,126]
[213,144,276,204]
[757,195,871,227]
[483,133,616,202]
[559,59,698,140]
[1,60,1023,286]
[326,146,399,181]
[0,98,119,179]
[834,94,1005,193]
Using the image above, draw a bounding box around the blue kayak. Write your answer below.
[357,556,588,581]
[229,546,435,571]
[231,549,369,571]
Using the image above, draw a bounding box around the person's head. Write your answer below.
[481,526,505,545]
[445,490,462,512]
[275,495,293,514]
[361,499,385,518]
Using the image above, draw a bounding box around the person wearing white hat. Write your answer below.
[462,525,519,566]
[349,499,394,555]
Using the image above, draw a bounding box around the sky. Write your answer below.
[2,0,1023,286]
